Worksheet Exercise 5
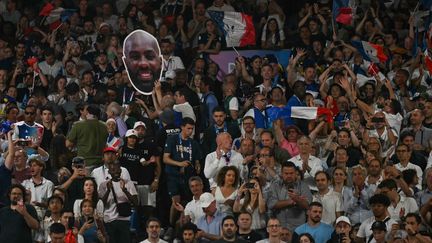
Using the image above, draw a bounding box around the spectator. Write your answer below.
[377,179,418,222]
[90,147,131,187]
[142,217,168,243]
[256,218,286,243]
[173,176,205,225]
[178,222,199,243]
[214,215,249,243]
[356,194,396,242]
[49,222,66,243]
[196,192,224,241]
[313,171,343,225]
[72,177,104,219]
[204,132,244,188]
[98,162,138,243]
[326,216,353,243]
[236,211,263,242]
[0,184,39,243]
[39,195,64,243]
[77,198,107,243]
[267,161,312,231]
[66,104,108,167]
[21,158,54,221]
[244,94,269,130]
[292,202,333,243]
[212,166,239,215]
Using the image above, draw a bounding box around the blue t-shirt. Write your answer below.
[294,222,334,243]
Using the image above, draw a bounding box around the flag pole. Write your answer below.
[232,46,240,56]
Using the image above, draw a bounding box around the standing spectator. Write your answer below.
[0,184,39,243]
[267,162,312,231]
[212,166,239,215]
[356,194,396,242]
[66,104,108,167]
[98,162,138,243]
[402,109,432,151]
[292,202,334,243]
[105,102,127,138]
[90,147,131,187]
[72,177,104,219]
[377,179,418,222]
[22,158,54,221]
[289,136,323,187]
[313,171,343,225]
[244,94,268,130]
[197,19,222,58]
[12,104,44,147]
[199,77,219,129]
[160,38,184,81]
[163,118,201,237]
[394,144,423,190]
[204,132,244,188]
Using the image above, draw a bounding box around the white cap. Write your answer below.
[199,192,215,208]
[125,129,138,137]
[335,216,351,226]
[133,121,146,129]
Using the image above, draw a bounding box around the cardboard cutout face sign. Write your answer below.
[122,30,162,95]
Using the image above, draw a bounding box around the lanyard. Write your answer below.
[214,123,227,135]
[223,150,232,166]
[178,134,192,162]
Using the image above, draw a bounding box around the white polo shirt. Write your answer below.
[184,196,205,225]
[91,164,131,187]
[387,195,419,221]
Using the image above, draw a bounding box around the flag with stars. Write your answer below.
[208,10,255,47]
[351,40,388,63]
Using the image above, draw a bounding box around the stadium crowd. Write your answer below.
[0,0,432,243]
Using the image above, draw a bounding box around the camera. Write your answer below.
[17,140,29,147]
[245,182,255,189]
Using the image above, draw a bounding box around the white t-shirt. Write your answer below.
[357,216,397,241]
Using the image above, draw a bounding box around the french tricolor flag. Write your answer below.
[351,40,388,63]
[208,10,255,47]
[268,106,334,124]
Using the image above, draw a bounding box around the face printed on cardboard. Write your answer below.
[122,30,162,95]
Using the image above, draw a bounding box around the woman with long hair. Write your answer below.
[331,167,350,214]
[261,18,285,49]
[77,199,107,243]
[212,166,240,215]
[73,178,104,220]
[172,14,189,59]
[233,177,267,231]
[47,75,67,106]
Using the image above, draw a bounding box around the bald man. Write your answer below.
[204,132,245,188]
[122,30,162,95]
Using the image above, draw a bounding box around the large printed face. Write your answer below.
[123,30,162,95]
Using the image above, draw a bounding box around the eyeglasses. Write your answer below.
[243,122,254,125]
[25,111,35,115]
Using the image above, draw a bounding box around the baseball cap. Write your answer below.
[103,147,117,153]
[199,193,215,208]
[370,221,387,231]
[106,118,116,125]
[133,121,146,129]
[335,216,351,226]
[125,129,138,138]
[99,22,111,30]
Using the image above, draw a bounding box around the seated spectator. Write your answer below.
[196,192,224,241]
[39,195,64,243]
[327,216,353,243]
[214,215,249,243]
[49,222,67,243]
[313,171,343,225]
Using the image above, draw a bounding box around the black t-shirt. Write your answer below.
[119,144,158,185]
[214,237,249,243]
[238,230,263,243]
[155,124,181,153]
[0,204,39,243]
[66,177,85,208]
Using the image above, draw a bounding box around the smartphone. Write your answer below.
[245,182,255,189]
[68,217,75,229]
[17,140,29,147]
[87,217,94,224]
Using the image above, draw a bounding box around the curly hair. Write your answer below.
[216,166,239,188]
